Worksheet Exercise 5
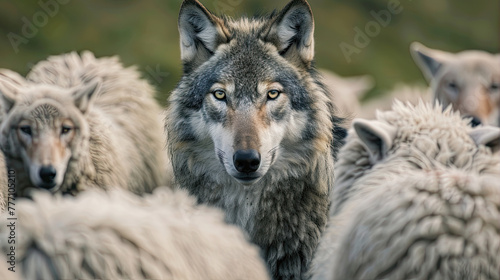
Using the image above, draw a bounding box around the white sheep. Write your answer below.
[358,83,431,119]
[310,101,500,280]
[0,187,270,280]
[319,69,374,119]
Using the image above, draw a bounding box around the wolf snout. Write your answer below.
[233,149,261,173]
[39,165,57,188]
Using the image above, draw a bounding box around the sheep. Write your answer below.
[411,42,500,126]
[310,101,500,280]
[319,69,374,119]
[0,52,169,197]
[0,187,270,280]
[358,83,431,119]
[0,69,26,211]
[0,255,20,280]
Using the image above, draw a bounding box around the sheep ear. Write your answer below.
[469,126,500,153]
[353,119,397,161]
[178,0,228,73]
[0,69,25,112]
[264,0,315,66]
[410,42,453,82]
[73,79,100,113]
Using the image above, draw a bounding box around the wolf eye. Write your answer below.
[61,126,73,135]
[213,89,226,100]
[19,126,32,136]
[267,90,280,100]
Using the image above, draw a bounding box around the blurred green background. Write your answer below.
[0,0,498,105]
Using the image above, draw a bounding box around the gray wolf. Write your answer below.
[310,101,500,279]
[411,42,500,126]
[165,0,345,278]
[0,52,167,196]
[0,187,269,280]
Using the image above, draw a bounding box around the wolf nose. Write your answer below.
[466,116,482,127]
[39,166,57,185]
[233,150,261,173]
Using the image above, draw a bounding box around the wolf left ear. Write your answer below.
[0,69,25,112]
[469,126,500,153]
[73,79,101,113]
[178,0,229,73]
[353,119,397,162]
[264,0,315,66]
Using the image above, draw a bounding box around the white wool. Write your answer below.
[0,187,269,280]
[311,101,500,280]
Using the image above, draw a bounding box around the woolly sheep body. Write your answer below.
[0,257,19,280]
[358,83,431,119]
[0,69,22,210]
[311,101,500,280]
[319,69,374,119]
[0,187,269,280]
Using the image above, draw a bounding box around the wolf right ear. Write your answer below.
[353,119,397,162]
[264,0,315,67]
[178,0,229,73]
[0,69,25,112]
[410,42,454,82]
[73,79,101,113]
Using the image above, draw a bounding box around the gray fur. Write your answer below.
[0,52,168,196]
[0,187,269,280]
[310,101,500,280]
[166,0,345,279]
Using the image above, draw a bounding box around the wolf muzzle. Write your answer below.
[233,149,261,173]
[232,149,262,184]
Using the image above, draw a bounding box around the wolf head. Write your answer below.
[411,42,500,127]
[168,0,336,186]
[0,71,99,193]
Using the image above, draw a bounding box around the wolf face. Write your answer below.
[200,80,293,185]
[411,42,500,126]
[0,73,98,194]
[170,0,330,187]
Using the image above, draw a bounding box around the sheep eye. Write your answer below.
[490,82,499,92]
[19,125,32,136]
[213,89,226,100]
[267,90,280,100]
[61,126,73,135]
[447,82,459,91]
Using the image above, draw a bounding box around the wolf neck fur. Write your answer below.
[173,138,333,230]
